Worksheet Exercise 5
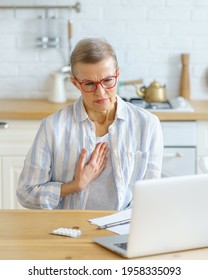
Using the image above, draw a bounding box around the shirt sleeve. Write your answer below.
[16,119,62,209]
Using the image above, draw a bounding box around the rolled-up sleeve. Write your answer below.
[16,119,62,209]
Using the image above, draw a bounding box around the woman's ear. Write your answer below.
[117,67,120,78]
[70,77,79,90]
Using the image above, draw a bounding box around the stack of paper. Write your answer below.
[89,209,132,235]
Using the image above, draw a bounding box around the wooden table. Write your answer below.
[1,210,208,260]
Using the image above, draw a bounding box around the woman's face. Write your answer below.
[70,57,120,114]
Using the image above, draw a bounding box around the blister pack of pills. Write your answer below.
[51,227,82,238]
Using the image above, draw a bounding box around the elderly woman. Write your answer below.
[17,38,163,210]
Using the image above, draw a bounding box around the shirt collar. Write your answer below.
[74,96,88,123]
[115,95,127,121]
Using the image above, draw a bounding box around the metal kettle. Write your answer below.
[135,81,167,103]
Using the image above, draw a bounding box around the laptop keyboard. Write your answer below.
[114,242,127,250]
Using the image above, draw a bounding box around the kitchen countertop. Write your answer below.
[0,98,208,121]
[155,100,208,121]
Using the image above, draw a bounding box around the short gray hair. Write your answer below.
[70,38,118,75]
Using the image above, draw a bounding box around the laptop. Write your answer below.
[93,174,208,258]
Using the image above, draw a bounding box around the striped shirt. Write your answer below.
[16,96,163,210]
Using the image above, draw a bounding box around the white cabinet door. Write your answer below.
[162,147,196,177]
[0,120,39,156]
[161,121,196,146]
[161,121,196,177]
[197,121,208,174]
[2,157,26,209]
[197,121,208,156]
[0,120,40,209]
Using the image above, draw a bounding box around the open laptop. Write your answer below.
[93,174,208,258]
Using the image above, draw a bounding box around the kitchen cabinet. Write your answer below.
[2,157,25,209]
[162,147,196,177]
[0,116,207,209]
[161,121,197,177]
[197,120,208,173]
[0,120,40,209]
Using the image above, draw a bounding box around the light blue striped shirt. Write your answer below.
[17,96,163,210]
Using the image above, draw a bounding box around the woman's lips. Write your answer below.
[94,98,109,104]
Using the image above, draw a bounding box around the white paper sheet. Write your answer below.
[89,209,132,235]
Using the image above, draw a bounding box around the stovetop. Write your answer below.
[123,97,194,112]
[129,98,172,110]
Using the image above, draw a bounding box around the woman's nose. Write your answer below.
[95,83,106,96]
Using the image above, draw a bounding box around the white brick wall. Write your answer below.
[0,0,208,100]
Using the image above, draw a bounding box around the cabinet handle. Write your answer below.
[0,121,9,129]
[163,152,184,158]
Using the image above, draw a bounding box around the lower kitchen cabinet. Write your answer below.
[161,121,197,177]
[2,157,25,209]
[0,120,40,209]
[197,120,208,173]
[0,119,207,209]
[162,147,196,177]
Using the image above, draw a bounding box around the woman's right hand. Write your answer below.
[75,142,109,190]
[61,142,108,197]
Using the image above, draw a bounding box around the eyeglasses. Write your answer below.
[74,70,118,93]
